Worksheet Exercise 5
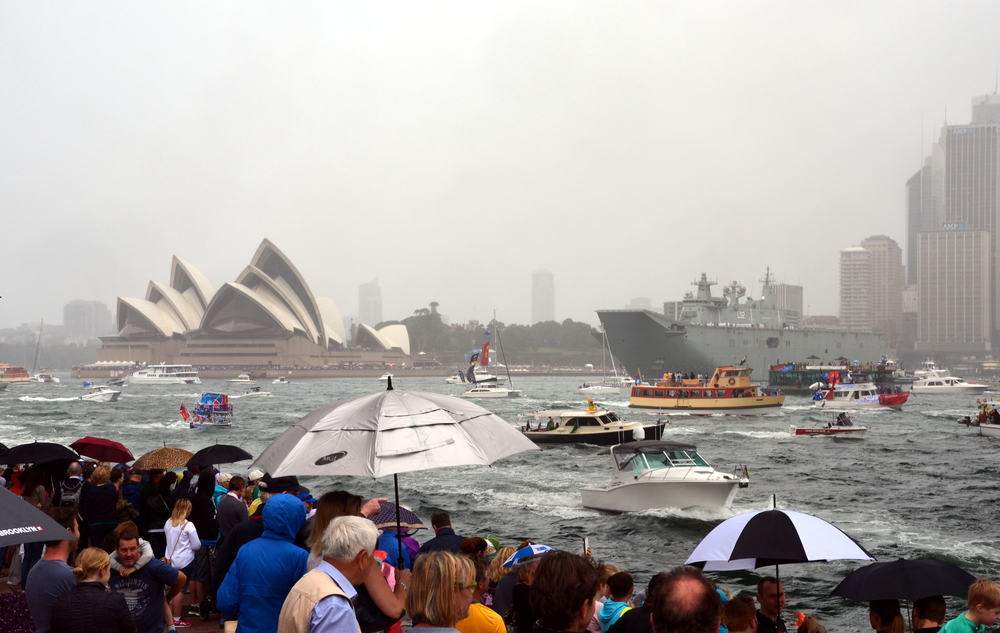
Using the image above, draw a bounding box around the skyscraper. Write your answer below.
[839,246,873,332]
[771,283,803,328]
[532,270,555,324]
[358,278,382,326]
[860,235,904,340]
[905,146,944,285]
[63,300,112,338]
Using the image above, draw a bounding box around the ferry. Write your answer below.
[628,366,785,415]
[127,364,202,385]
[0,363,30,385]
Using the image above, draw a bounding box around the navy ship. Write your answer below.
[597,271,893,379]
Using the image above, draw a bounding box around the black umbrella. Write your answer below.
[0,486,79,547]
[0,442,8,457]
[20,457,76,493]
[1,441,79,465]
[367,501,426,532]
[186,444,253,468]
[806,355,821,360]
[831,559,976,602]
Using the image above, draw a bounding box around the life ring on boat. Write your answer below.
[727,378,736,386]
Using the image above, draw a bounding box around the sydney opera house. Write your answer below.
[97,240,410,367]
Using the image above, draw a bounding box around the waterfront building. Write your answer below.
[663,300,683,319]
[100,240,409,366]
[916,229,991,356]
[860,235,904,341]
[532,270,555,324]
[64,300,113,339]
[358,279,382,327]
[839,246,873,332]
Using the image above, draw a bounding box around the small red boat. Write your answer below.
[878,392,909,407]
[789,413,867,438]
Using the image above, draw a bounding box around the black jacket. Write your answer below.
[50,581,135,633]
[608,605,653,633]
[416,527,465,555]
[81,483,120,526]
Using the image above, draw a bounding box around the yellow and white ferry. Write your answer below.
[628,366,785,415]
[0,363,30,385]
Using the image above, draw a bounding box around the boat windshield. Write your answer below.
[614,444,707,470]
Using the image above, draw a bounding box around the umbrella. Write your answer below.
[186,444,253,468]
[368,501,426,531]
[0,486,79,547]
[252,377,539,566]
[806,355,820,360]
[503,543,557,567]
[0,442,7,457]
[830,559,976,602]
[20,457,76,492]
[71,436,135,464]
[685,509,874,579]
[1,441,79,465]
[132,447,195,470]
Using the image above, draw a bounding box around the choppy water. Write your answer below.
[2,376,998,631]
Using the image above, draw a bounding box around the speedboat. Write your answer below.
[580,441,749,512]
[518,408,664,445]
[107,377,126,387]
[462,385,522,398]
[241,386,271,397]
[80,386,121,403]
[629,366,785,414]
[226,374,256,384]
[812,381,908,410]
[910,375,989,395]
[29,371,60,383]
[128,364,201,385]
[272,376,290,384]
[379,373,394,382]
[188,393,233,429]
[577,382,620,394]
[790,413,867,438]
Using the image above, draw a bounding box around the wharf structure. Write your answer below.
[97,240,412,368]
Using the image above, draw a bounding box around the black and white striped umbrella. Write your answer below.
[685,509,875,572]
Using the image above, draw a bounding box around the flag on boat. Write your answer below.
[740,355,747,366]
[179,403,189,422]
[480,342,490,366]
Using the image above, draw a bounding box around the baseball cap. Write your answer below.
[258,473,308,494]
[248,468,265,481]
[218,473,233,485]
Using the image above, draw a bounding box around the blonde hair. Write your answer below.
[73,547,110,580]
[969,578,1000,610]
[171,498,192,526]
[407,551,475,627]
[798,615,827,633]
[489,547,516,584]
[91,466,111,486]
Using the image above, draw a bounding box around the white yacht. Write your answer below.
[127,364,201,385]
[378,373,394,382]
[580,441,749,512]
[462,384,522,398]
[272,376,290,384]
[29,371,60,383]
[241,386,271,397]
[811,381,909,410]
[225,374,256,384]
[80,386,121,402]
[910,374,989,395]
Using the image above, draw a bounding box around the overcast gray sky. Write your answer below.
[2,2,998,330]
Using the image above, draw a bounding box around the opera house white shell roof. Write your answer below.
[114,239,405,353]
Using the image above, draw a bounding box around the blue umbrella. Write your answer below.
[503,543,557,567]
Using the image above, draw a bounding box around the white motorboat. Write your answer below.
[910,374,989,395]
[789,413,867,438]
[80,386,121,403]
[519,408,664,446]
[378,373,394,382]
[577,382,619,394]
[462,385,523,398]
[128,364,201,385]
[241,386,271,397]
[579,330,634,395]
[811,381,908,410]
[979,423,1000,437]
[272,376,290,384]
[29,371,60,383]
[188,392,233,429]
[580,440,749,512]
[226,374,256,384]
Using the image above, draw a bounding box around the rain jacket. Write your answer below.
[216,494,309,633]
[598,599,631,633]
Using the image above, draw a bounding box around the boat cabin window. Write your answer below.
[667,390,677,397]
[643,389,653,397]
[690,390,701,398]
[616,448,709,471]
[569,418,601,427]
[654,390,664,398]
[606,412,620,422]
[716,390,727,398]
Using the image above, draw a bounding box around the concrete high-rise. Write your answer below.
[771,283,803,328]
[358,278,382,326]
[840,246,873,332]
[905,145,944,285]
[532,270,555,324]
[63,300,112,338]
[916,229,991,355]
[860,235,904,340]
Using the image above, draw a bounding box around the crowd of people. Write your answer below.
[3,459,999,633]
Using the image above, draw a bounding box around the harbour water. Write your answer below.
[3,376,998,631]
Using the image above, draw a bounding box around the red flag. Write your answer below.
[480,342,490,366]
[179,403,189,422]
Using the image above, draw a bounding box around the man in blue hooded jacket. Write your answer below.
[216,493,309,633]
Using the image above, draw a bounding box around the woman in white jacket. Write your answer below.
[164,497,201,628]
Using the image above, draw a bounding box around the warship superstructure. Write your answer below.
[597,271,893,379]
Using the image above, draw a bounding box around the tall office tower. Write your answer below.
[771,283,803,328]
[63,300,112,338]
[905,146,945,284]
[532,270,555,324]
[358,279,382,326]
[860,235,904,340]
[943,96,1000,336]
[840,246,873,332]
[916,230,991,355]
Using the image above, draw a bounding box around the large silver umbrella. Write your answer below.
[252,379,538,564]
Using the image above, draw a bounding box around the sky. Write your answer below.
[2,1,999,330]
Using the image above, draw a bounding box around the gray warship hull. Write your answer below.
[597,309,893,379]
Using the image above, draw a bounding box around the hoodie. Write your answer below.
[216,494,308,633]
[598,599,631,633]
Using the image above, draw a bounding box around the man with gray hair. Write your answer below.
[278,515,379,633]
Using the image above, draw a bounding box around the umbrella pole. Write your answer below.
[904,599,912,633]
[394,473,404,570]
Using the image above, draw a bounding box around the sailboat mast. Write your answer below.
[494,310,515,389]
[32,319,43,374]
